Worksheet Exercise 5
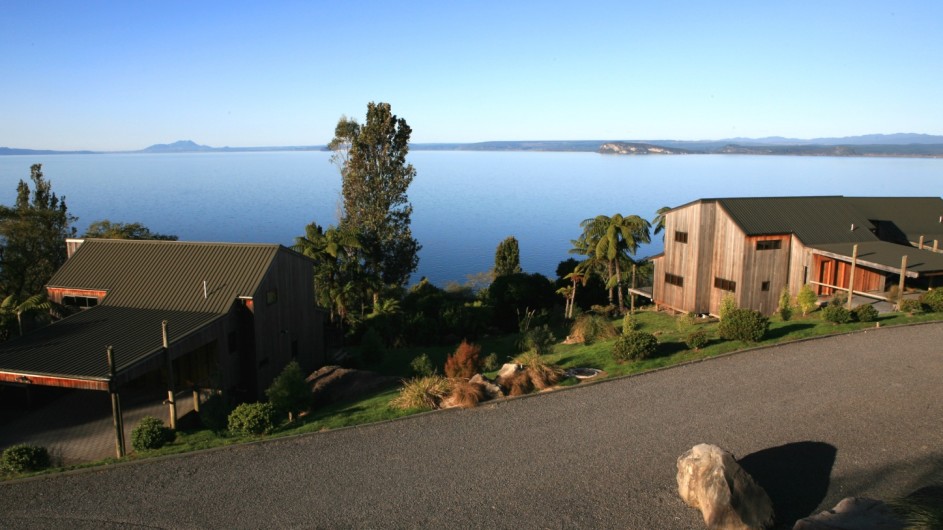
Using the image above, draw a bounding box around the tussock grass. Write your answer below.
[390,375,451,411]
[568,313,618,344]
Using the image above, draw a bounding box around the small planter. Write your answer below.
[565,367,601,380]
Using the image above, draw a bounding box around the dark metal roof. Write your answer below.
[47,240,282,313]
[715,197,880,245]
[811,241,943,276]
[845,197,943,244]
[0,305,222,384]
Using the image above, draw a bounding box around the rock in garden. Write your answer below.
[469,373,504,399]
[792,497,904,530]
[677,444,774,530]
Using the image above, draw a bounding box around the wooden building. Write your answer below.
[651,197,943,315]
[0,239,324,419]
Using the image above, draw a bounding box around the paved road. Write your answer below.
[2,323,942,529]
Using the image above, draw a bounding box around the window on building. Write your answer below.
[674,231,689,244]
[714,277,736,292]
[761,281,770,291]
[756,240,782,250]
[665,273,684,287]
[63,296,98,309]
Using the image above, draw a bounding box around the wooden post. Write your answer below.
[163,320,176,430]
[897,255,908,310]
[107,346,125,458]
[918,235,925,250]
[846,244,858,310]
[934,240,939,252]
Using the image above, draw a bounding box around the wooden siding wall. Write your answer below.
[787,238,813,298]
[740,235,791,314]
[812,255,884,295]
[656,202,716,313]
[707,206,747,315]
[249,251,321,398]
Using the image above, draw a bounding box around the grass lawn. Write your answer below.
[5,307,941,480]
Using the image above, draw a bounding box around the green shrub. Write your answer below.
[481,352,499,372]
[778,286,793,321]
[228,402,277,436]
[821,304,851,324]
[718,308,769,343]
[1,444,50,473]
[199,393,232,433]
[265,361,310,422]
[899,299,924,315]
[797,284,819,316]
[612,331,658,362]
[685,329,709,350]
[131,416,174,451]
[523,324,556,356]
[675,312,696,334]
[852,304,878,323]
[622,313,639,333]
[390,375,451,410]
[410,353,435,376]
[360,327,386,365]
[569,313,618,344]
[718,293,737,321]
[919,289,943,312]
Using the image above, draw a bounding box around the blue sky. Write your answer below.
[2,1,941,150]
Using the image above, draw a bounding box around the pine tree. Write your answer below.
[331,102,420,289]
[494,236,522,277]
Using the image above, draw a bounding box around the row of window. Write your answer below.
[664,274,778,293]
[673,231,783,252]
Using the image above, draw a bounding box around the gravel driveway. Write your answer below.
[2,323,942,529]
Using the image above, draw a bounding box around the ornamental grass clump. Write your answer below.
[778,286,793,321]
[131,416,175,451]
[513,350,564,391]
[612,331,658,361]
[444,340,482,379]
[718,308,769,343]
[228,402,277,435]
[446,379,488,409]
[569,313,618,344]
[390,375,451,410]
[1,444,50,473]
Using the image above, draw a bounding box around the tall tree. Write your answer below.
[494,236,522,277]
[293,221,365,325]
[331,102,420,289]
[0,164,77,297]
[83,220,178,240]
[575,214,651,312]
[653,206,671,239]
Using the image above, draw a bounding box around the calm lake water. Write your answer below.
[0,151,940,286]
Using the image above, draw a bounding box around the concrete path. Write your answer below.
[0,390,195,465]
[1,323,942,529]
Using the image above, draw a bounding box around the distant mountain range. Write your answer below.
[3,133,943,157]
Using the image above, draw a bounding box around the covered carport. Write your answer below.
[0,305,225,459]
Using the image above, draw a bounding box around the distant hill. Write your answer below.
[0,147,97,155]
[4,133,943,157]
[141,140,214,153]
